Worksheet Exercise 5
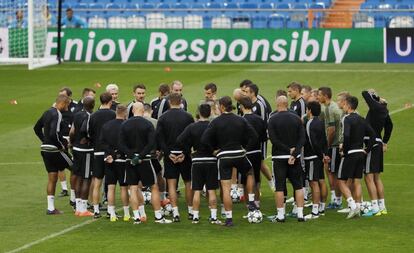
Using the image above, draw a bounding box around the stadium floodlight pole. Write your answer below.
[57,0,62,64]
[27,0,34,70]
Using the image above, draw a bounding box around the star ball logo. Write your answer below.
[386,28,414,63]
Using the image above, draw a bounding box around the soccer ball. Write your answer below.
[247,210,263,224]
[360,201,372,214]
[142,190,152,205]
[230,188,241,203]
[162,203,173,217]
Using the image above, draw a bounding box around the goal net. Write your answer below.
[0,0,58,69]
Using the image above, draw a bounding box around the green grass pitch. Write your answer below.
[0,63,414,253]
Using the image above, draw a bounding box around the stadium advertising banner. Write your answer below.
[385,28,414,63]
[44,28,384,63]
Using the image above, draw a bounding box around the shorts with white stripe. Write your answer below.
[72,150,93,179]
[105,161,127,186]
[328,147,341,173]
[272,158,302,192]
[191,159,218,191]
[364,143,383,174]
[126,160,157,187]
[305,158,325,181]
[337,152,365,180]
[41,150,73,173]
[217,155,252,181]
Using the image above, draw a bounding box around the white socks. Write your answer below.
[319,202,326,212]
[292,203,298,214]
[193,210,200,219]
[47,195,55,211]
[210,208,217,220]
[188,206,193,215]
[379,199,386,211]
[172,206,179,217]
[70,190,76,202]
[108,205,116,218]
[277,207,285,220]
[93,204,99,214]
[248,193,255,202]
[297,207,304,219]
[139,205,146,218]
[330,190,336,203]
[61,181,68,191]
[123,206,130,217]
[133,210,140,220]
[371,200,379,213]
[347,197,357,210]
[225,211,232,219]
[81,200,88,213]
[312,204,319,215]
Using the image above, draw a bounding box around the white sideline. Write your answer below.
[2,67,414,73]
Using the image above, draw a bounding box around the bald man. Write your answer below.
[268,96,306,222]
[119,102,172,224]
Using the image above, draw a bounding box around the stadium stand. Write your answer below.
[1,0,413,29]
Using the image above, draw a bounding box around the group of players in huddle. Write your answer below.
[34,79,393,226]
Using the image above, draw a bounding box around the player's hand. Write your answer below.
[169,154,178,163]
[289,148,295,155]
[339,144,343,151]
[131,155,141,166]
[323,155,331,163]
[176,154,185,163]
[105,155,113,164]
[288,156,295,165]
[383,143,388,152]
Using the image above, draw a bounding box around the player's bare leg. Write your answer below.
[92,178,103,218]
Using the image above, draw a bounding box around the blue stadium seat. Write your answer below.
[292,3,308,9]
[158,3,170,9]
[124,3,138,10]
[79,0,97,4]
[309,3,325,9]
[73,3,89,9]
[252,15,268,28]
[189,3,205,15]
[276,3,291,9]
[141,3,155,9]
[240,3,258,9]
[268,14,285,28]
[286,19,303,28]
[106,3,121,9]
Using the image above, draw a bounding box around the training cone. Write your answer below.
[9,99,17,105]
[95,82,102,88]
[164,67,171,72]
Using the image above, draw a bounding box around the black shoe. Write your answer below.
[46,209,63,215]
[69,200,76,208]
[248,201,257,212]
[270,217,285,223]
[58,190,68,197]
[173,215,181,222]
[188,213,194,220]
[94,212,101,219]
[192,218,199,224]
[298,217,306,222]
[222,218,233,227]
[99,203,107,211]
[87,203,93,211]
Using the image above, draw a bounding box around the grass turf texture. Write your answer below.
[0,63,414,253]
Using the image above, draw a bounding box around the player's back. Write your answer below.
[243,113,266,151]
[268,111,303,156]
[72,110,91,149]
[210,113,250,151]
[157,108,194,150]
[343,113,367,152]
[88,109,116,150]
[120,116,154,155]
[101,119,124,151]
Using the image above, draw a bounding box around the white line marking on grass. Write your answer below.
[384,163,414,167]
[389,106,413,115]
[4,219,96,253]
[2,67,414,73]
[5,184,185,253]
[0,162,42,166]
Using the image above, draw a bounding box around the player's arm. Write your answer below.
[342,117,351,155]
[69,124,75,145]
[293,120,305,158]
[362,90,382,111]
[364,120,376,154]
[176,124,192,152]
[118,126,134,158]
[201,122,217,150]
[49,112,66,149]
[383,114,393,145]
[157,99,168,119]
[310,124,324,160]
[33,113,45,142]
[140,124,156,159]
[155,118,168,155]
